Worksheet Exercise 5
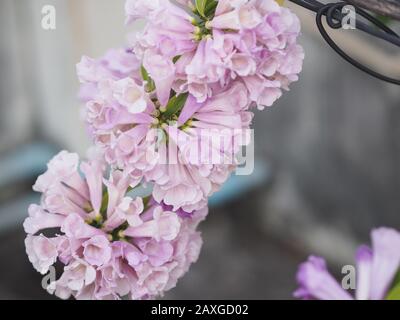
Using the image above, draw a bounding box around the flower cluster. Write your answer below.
[24,151,206,300]
[25,0,303,300]
[127,0,303,107]
[77,0,303,212]
[295,227,400,300]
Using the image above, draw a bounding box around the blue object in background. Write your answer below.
[0,142,58,189]
[209,159,271,207]
[0,143,59,232]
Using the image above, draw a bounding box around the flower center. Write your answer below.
[84,192,151,242]
[193,24,212,41]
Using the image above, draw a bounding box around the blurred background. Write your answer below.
[0,0,399,299]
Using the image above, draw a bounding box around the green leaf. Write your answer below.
[173,55,182,64]
[141,65,149,82]
[204,0,218,18]
[387,283,400,300]
[392,270,400,288]
[143,195,152,210]
[195,0,208,18]
[99,190,109,216]
[163,92,189,118]
[385,270,400,300]
[141,65,155,92]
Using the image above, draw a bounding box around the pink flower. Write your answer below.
[97,257,133,298]
[104,170,132,216]
[118,241,148,267]
[25,151,207,300]
[33,151,86,195]
[80,158,105,215]
[369,228,400,299]
[125,0,163,24]
[127,0,197,60]
[184,37,230,102]
[83,235,112,266]
[77,56,101,83]
[112,78,147,114]
[81,55,252,211]
[61,214,104,239]
[25,235,59,274]
[132,219,204,298]
[127,0,303,109]
[123,206,181,241]
[73,0,299,223]
[153,179,208,213]
[150,82,252,211]
[124,197,145,226]
[135,264,171,297]
[209,1,263,30]
[26,0,306,300]
[137,239,174,267]
[48,259,97,299]
[104,197,144,231]
[150,87,251,211]
[77,49,141,86]
[103,48,141,76]
[242,75,282,109]
[24,204,65,235]
[230,53,257,77]
[143,50,176,106]
[295,227,400,300]
[77,48,141,103]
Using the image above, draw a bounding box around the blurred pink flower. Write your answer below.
[295,227,400,300]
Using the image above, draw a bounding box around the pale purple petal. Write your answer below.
[295,256,353,300]
[355,245,373,300]
[369,228,400,300]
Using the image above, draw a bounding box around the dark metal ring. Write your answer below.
[316,2,400,85]
[326,5,342,29]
